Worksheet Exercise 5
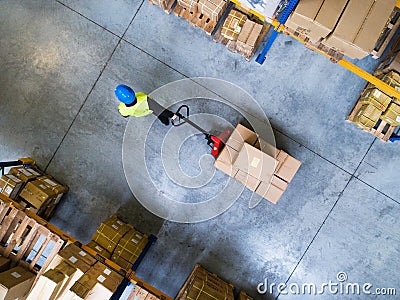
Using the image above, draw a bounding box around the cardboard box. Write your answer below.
[0,175,23,199]
[213,145,239,177]
[255,181,285,204]
[353,0,397,52]
[111,229,147,265]
[91,215,131,252]
[233,143,277,182]
[47,244,96,273]
[70,262,123,299]
[8,167,40,183]
[288,0,347,43]
[27,269,65,300]
[323,0,375,59]
[186,272,234,300]
[246,23,263,47]
[19,180,56,208]
[221,10,247,41]
[177,0,199,13]
[86,241,111,259]
[198,0,227,22]
[375,51,400,75]
[234,170,260,192]
[226,124,258,151]
[378,71,400,89]
[237,20,254,44]
[239,291,253,300]
[37,175,68,205]
[0,266,36,300]
[360,87,392,111]
[381,102,400,126]
[274,151,302,183]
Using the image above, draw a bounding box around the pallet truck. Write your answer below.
[172,104,231,158]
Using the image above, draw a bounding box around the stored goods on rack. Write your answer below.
[214,124,301,204]
[285,0,397,60]
[173,0,228,34]
[148,0,176,14]
[175,264,234,300]
[371,9,400,59]
[0,265,36,300]
[214,7,269,60]
[127,284,162,300]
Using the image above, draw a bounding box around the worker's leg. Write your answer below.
[147,96,175,126]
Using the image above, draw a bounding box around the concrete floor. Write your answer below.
[1,0,399,299]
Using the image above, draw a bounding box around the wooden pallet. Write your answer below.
[148,0,176,14]
[371,9,400,59]
[213,18,270,61]
[346,100,397,142]
[0,202,65,282]
[173,4,217,35]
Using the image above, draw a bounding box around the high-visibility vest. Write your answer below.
[118,92,153,117]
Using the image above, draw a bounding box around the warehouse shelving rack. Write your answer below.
[229,0,400,140]
[0,192,172,300]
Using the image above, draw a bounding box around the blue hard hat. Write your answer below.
[115,84,136,105]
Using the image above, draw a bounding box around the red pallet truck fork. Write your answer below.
[172,105,231,158]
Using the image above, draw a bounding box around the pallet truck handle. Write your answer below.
[172,105,189,127]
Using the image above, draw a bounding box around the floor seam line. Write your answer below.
[353,177,400,205]
[55,0,122,38]
[276,177,354,299]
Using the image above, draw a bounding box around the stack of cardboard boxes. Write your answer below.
[214,124,301,204]
[177,0,199,13]
[197,0,227,22]
[0,174,24,200]
[236,19,264,59]
[221,10,248,40]
[285,0,397,59]
[28,243,123,300]
[0,265,36,300]
[88,215,148,271]
[177,264,234,300]
[18,174,68,217]
[350,33,400,131]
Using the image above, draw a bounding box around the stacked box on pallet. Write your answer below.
[353,103,383,129]
[239,291,253,300]
[69,261,123,300]
[197,0,227,22]
[18,179,56,213]
[91,215,131,253]
[88,215,148,271]
[236,19,263,58]
[36,175,68,218]
[177,0,199,13]
[149,0,174,12]
[8,167,41,187]
[111,228,148,271]
[381,102,400,126]
[0,175,23,199]
[215,124,301,204]
[178,265,234,300]
[286,0,397,59]
[221,10,247,41]
[44,244,97,300]
[27,268,67,300]
[0,266,36,300]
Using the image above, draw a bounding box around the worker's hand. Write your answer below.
[171,114,179,120]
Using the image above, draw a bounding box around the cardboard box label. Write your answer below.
[116,220,123,225]
[5,186,13,195]
[104,268,111,275]
[39,184,47,190]
[28,168,40,176]
[95,245,104,252]
[7,175,21,183]
[112,224,119,230]
[131,238,138,244]
[397,116,400,122]
[19,168,32,176]
[69,256,78,263]
[250,157,260,168]
[135,234,142,239]
[373,90,382,98]
[97,275,106,283]
[11,272,21,278]
[79,251,87,257]
[44,179,57,186]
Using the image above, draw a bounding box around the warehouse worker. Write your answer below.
[115,84,178,126]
